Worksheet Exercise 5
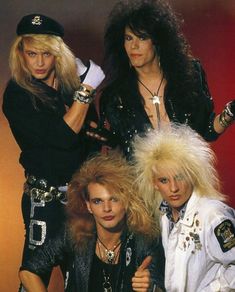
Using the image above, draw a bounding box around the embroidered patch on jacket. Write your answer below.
[214,219,235,252]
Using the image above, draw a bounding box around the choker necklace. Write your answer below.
[97,237,121,264]
[138,76,164,105]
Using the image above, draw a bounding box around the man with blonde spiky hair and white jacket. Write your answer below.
[133,123,235,292]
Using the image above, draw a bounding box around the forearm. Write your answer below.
[64,83,96,133]
[19,270,47,292]
[213,113,233,134]
[63,100,89,133]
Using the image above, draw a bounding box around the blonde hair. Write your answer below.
[66,150,158,248]
[133,123,226,219]
[9,34,80,107]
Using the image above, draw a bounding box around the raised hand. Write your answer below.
[132,256,152,292]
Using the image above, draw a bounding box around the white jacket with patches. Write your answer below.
[161,192,235,292]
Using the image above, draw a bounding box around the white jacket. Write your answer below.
[161,192,235,292]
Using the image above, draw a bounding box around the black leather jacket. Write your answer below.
[99,60,219,159]
[20,227,165,292]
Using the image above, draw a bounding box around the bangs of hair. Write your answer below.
[22,34,62,56]
[133,123,226,218]
[152,161,194,187]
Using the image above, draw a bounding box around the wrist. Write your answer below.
[73,84,96,104]
[218,110,233,128]
[224,101,235,119]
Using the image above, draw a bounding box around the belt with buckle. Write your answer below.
[24,175,67,202]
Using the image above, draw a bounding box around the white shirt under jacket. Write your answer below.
[161,192,235,292]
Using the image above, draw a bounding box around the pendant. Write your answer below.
[103,281,112,292]
[105,249,115,263]
[150,95,161,105]
[103,271,112,292]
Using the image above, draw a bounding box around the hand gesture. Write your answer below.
[132,256,152,292]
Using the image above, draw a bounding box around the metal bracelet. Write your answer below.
[224,102,234,118]
[219,110,232,128]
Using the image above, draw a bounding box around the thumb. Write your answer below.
[137,255,152,271]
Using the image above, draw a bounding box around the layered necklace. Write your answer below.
[97,236,121,264]
[138,76,164,128]
[97,237,122,292]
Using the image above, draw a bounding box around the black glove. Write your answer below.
[230,100,235,116]
[84,124,119,147]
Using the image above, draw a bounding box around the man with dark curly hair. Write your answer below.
[93,0,235,158]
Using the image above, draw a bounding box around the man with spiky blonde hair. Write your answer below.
[133,123,235,291]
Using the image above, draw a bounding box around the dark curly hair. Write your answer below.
[102,0,203,113]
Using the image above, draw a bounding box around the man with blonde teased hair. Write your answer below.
[133,123,235,291]
[19,151,165,291]
[2,13,104,289]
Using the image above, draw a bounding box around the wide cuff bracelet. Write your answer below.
[73,85,96,104]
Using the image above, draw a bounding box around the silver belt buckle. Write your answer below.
[30,187,53,202]
[28,184,67,203]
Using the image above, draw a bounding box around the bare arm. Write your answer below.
[213,109,234,134]
[63,96,90,134]
[19,270,47,292]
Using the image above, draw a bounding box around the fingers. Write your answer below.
[137,255,152,271]
[132,256,152,292]
[86,130,107,141]
[132,270,151,292]
[85,122,108,141]
[89,121,97,128]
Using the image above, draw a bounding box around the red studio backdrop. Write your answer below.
[177,2,235,207]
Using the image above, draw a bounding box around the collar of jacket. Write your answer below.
[179,192,201,227]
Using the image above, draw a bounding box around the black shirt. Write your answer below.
[3,79,99,185]
[89,253,120,292]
